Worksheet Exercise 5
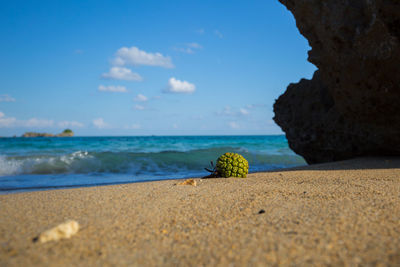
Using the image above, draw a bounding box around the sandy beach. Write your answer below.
[1,157,399,266]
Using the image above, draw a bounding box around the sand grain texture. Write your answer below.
[1,158,399,266]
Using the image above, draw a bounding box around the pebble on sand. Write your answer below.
[177,179,197,186]
[34,220,80,243]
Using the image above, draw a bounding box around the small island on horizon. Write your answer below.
[22,129,74,138]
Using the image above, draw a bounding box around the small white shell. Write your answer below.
[38,220,79,243]
[177,179,197,186]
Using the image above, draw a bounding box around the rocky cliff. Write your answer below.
[274,0,400,164]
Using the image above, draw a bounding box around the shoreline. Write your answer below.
[1,157,399,266]
[1,167,308,195]
[2,156,394,195]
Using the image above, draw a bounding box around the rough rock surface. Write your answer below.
[56,129,74,137]
[274,0,400,164]
[22,132,55,137]
[22,129,74,138]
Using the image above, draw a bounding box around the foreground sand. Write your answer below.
[1,158,400,266]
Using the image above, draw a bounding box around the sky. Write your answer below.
[0,0,316,136]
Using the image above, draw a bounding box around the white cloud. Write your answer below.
[102,67,142,81]
[246,103,267,109]
[196,28,205,35]
[134,94,148,102]
[214,30,223,38]
[98,85,128,93]
[0,113,17,127]
[229,122,239,129]
[0,94,16,102]
[0,112,83,129]
[0,117,54,128]
[24,118,54,128]
[58,121,84,128]
[92,118,108,129]
[174,43,203,54]
[0,113,48,128]
[174,47,195,54]
[113,46,174,68]
[125,123,141,130]
[239,108,250,115]
[187,42,202,49]
[216,106,250,117]
[191,115,204,120]
[217,106,234,116]
[164,77,196,94]
[134,105,145,110]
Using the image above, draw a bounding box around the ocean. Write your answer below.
[0,135,305,193]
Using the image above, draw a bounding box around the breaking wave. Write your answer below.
[0,136,306,192]
[0,147,304,176]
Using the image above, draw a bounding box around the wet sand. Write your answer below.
[1,157,400,266]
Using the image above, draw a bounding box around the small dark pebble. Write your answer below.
[303,191,307,194]
[32,237,39,243]
[258,209,265,214]
[284,231,298,235]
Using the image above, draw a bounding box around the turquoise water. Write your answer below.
[0,136,305,193]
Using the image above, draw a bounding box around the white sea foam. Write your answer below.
[60,151,90,165]
[0,156,22,175]
[0,151,94,176]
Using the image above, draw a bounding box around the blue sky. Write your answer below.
[0,0,316,136]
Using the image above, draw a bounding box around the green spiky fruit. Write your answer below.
[216,152,249,178]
